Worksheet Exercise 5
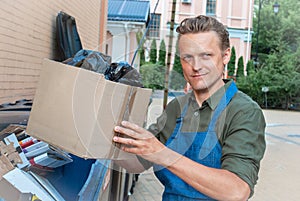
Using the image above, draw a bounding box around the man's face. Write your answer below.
[178,31,231,94]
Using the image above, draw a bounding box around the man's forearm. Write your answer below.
[165,149,250,201]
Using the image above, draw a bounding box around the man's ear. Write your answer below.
[222,48,231,65]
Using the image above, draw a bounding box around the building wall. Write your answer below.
[106,31,113,56]
[99,0,109,52]
[0,0,105,105]
[177,0,204,22]
[149,0,254,72]
[107,22,145,67]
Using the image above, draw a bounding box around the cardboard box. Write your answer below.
[0,177,33,201]
[0,157,111,201]
[1,168,58,201]
[26,59,152,160]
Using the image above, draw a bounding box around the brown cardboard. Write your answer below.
[0,142,18,178]
[0,178,33,201]
[26,59,152,160]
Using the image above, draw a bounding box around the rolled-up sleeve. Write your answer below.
[221,106,266,197]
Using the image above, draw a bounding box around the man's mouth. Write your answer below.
[191,72,208,78]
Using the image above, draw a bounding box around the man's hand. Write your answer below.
[113,121,179,166]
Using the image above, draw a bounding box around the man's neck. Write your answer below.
[193,89,210,107]
[193,82,225,107]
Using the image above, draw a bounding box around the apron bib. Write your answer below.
[154,82,238,200]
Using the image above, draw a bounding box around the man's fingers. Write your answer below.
[113,135,134,145]
[121,145,140,154]
[114,125,137,138]
[120,121,145,134]
[115,121,153,140]
[113,136,142,154]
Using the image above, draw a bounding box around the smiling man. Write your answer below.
[113,15,266,201]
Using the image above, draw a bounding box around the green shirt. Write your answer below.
[142,80,266,196]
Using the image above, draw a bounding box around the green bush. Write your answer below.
[169,70,186,90]
[140,63,165,90]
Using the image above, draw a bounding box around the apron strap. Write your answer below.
[199,81,238,159]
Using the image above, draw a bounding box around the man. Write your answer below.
[113,15,266,201]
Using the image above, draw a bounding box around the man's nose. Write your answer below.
[192,57,202,71]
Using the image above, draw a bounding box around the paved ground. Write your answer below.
[129,97,300,201]
[250,110,300,201]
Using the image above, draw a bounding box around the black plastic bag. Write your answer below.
[118,69,143,87]
[104,62,132,81]
[104,62,143,87]
[64,49,111,74]
[65,50,143,87]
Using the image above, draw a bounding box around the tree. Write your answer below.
[227,46,236,77]
[237,0,300,109]
[236,56,244,78]
[246,60,255,76]
[252,0,300,67]
[140,47,146,66]
[158,39,166,65]
[172,41,182,75]
[136,31,146,66]
[149,39,157,64]
[170,41,185,90]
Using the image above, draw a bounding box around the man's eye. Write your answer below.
[202,54,211,59]
[182,55,192,61]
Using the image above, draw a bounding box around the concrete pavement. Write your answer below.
[250,110,300,201]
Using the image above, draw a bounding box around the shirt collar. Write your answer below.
[188,79,234,111]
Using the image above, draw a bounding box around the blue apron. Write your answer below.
[154,82,238,201]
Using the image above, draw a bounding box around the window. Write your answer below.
[147,13,161,38]
[181,0,191,3]
[206,0,216,16]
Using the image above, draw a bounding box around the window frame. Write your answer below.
[147,13,161,39]
[206,0,217,16]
